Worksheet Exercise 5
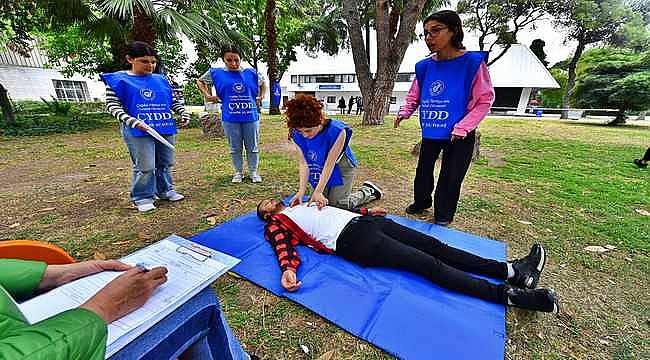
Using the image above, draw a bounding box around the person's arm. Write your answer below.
[451,62,495,138]
[171,93,191,127]
[264,220,302,291]
[105,86,147,131]
[290,141,310,207]
[310,130,346,208]
[196,70,220,103]
[395,79,420,127]
[257,71,266,107]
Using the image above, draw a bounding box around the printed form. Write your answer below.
[18,235,240,358]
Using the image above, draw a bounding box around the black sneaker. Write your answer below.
[362,181,384,200]
[405,203,429,214]
[506,286,559,313]
[634,159,648,168]
[509,244,546,289]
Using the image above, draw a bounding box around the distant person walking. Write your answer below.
[196,44,266,184]
[634,147,650,168]
[395,10,495,226]
[347,97,355,114]
[338,97,346,115]
[101,41,190,213]
[356,96,364,115]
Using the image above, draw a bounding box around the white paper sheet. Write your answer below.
[18,235,239,358]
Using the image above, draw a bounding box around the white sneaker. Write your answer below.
[160,190,185,202]
[231,172,243,183]
[251,172,262,183]
[136,202,156,213]
[362,181,384,200]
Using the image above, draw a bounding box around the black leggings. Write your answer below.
[643,147,650,161]
[336,216,508,304]
[414,131,476,222]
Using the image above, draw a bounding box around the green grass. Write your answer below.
[1,115,648,359]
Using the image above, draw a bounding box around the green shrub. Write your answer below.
[1,113,115,136]
[40,97,74,115]
[13,100,50,114]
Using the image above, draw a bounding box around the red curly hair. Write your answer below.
[285,94,329,128]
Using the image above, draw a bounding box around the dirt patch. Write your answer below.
[482,148,507,167]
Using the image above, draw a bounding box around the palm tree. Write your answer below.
[48,0,231,71]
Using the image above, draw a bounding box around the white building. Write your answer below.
[0,44,105,102]
[280,43,559,115]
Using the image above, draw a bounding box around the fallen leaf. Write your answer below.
[111,240,131,246]
[39,207,56,212]
[93,251,107,260]
[300,344,309,354]
[81,199,96,204]
[604,245,616,250]
[526,189,535,194]
[116,167,125,171]
[306,322,313,326]
[634,208,650,216]
[279,330,286,335]
[206,216,218,226]
[584,245,613,254]
[598,339,610,345]
[516,220,533,225]
[317,350,335,360]
[8,222,20,228]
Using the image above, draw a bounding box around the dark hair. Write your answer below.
[126,41,158,58]
[285,94,327,128]
[221,44,242,59]
[423,10,466,50]
[256,200,267,221]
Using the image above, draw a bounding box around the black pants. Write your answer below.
[336,216,508,304]
[643,147,650,161]
[414,131,476,222]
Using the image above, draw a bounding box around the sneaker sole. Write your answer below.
[362,181,384,200]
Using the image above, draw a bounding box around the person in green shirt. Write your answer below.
[0,258,168,359]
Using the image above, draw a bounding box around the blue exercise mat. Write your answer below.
[191,211,507,359]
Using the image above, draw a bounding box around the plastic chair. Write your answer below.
[0,240,75,264]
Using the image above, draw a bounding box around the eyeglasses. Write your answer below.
[420,27,447,39]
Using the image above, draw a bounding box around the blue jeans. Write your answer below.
[109,288,249,360]
[121,124,176,204]
[221,121,260,174]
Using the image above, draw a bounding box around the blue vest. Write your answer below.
[291,119,357,189]
[100,71,176,137]
[415,51,487,139]
[209,68,259,123]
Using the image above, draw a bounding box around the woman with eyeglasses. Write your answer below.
[285,95,383,210]
[395,10,495,226]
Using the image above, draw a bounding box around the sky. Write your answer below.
[180,4,578,82]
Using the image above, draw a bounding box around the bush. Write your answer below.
[183,82,204,106]
[13,100,50,114]
[0,113,115,136]
[40,97,74,115]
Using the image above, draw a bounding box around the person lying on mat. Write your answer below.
[256,198,559,313]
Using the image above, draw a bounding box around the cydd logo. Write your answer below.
[232,82,246,93]
[429,80,445,96]
[140,88,155,100]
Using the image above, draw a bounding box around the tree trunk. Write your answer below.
[0,82,16,126]
[342,0,427,126]
[132,5,157,46]
[561,40,585,119]
[265,0,280,115]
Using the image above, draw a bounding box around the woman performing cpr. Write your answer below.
[285,95,383,210]
[396,10,495,226]
[101,41,190,213]
[196,44,266,184]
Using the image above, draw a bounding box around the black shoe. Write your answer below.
[506,286,559,313]
[362,181,384,200]
[634,159,648,168]
[405,203,429,214]
[509,244,546,289]
[435,220,450,227]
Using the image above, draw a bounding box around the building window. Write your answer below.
[389,96,397,104]
[291,75,297,83]
[327,96,336,103]
[334,74,342,83]
[396,73,416,82]
[52,80,90,102]
[315,74,336,83]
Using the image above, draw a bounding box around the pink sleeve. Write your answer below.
[451,62,495,137]
[398,79,420,118]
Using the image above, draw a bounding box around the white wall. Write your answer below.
[0,65,105,101]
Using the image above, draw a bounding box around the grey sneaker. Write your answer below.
[136,202,156,213]
[251,172,262,183]
[159,190,185,202]
[231,172,243,183]
[362,181,384,200]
